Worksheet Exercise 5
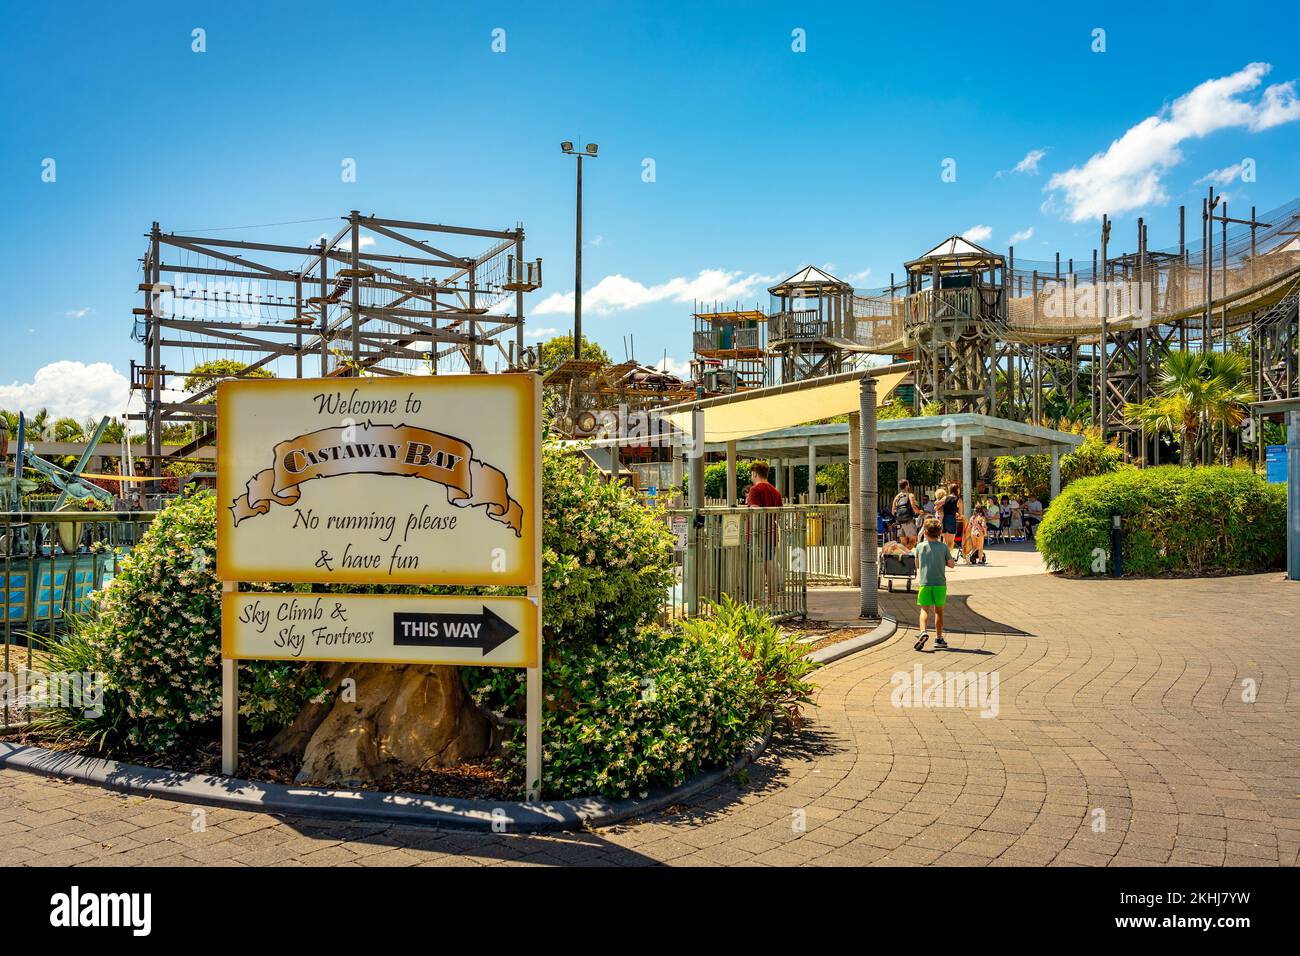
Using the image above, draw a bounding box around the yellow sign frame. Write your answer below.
[216,375,539,587]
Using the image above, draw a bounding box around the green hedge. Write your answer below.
[1036,465,1286,576]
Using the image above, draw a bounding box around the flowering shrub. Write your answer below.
[472,627,766,798]
[540,437,676,644]
[470,600,814,799]
[58,492,323,752]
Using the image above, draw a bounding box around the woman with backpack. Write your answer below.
[891,479,922,548]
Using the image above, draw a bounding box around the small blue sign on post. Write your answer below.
[1266,444,1287,484]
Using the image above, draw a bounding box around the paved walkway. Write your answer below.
[3,572,1298,866]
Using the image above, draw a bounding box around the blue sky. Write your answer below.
[2,0,1299,420]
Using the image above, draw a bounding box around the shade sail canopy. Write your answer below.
[662,367,910,444]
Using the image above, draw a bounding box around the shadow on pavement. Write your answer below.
[262,726,844,866]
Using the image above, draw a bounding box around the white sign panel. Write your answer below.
[217,375,539,587]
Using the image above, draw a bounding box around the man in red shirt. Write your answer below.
[746,462,784,605]
[745,461,784,509]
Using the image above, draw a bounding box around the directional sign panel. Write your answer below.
[222,593,538,668]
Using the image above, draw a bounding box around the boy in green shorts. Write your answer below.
[913,517,956,651]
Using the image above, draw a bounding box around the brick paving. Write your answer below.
[2,571,1298,867]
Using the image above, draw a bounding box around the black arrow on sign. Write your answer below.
[392,607,519,656]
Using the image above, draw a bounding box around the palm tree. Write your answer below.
[53,417,86,442]
[1124,350,1254,464]
[0,407,51,440]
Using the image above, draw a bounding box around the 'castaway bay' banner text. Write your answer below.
[230,422,523,536]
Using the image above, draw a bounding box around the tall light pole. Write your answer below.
[560,141,598,362]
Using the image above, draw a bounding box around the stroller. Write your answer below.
[880,551,917,591]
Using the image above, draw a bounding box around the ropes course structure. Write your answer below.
[129,212,542,477]
[758,189,1300,462]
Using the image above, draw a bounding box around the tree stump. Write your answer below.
[271,663,491,786]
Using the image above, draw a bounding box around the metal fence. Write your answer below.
[803,504,852,584]
[2,511,157,727]
[664,507,817,621]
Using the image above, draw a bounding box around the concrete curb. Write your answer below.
[806,613,898,665]
[0,724,772,835]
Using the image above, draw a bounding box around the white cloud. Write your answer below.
[1047,62,1300,222]
[314,232,376,251]
[533,269,776,316]
[0,361,130,421]
[963,225,993,242]
[658,356,692,379]
[526,327,563,340]
[1196,162,1246,186]
[1009,227,1034,244]
[1013,148,1048,175]
[845,268,873,284]
[63,307,93,319]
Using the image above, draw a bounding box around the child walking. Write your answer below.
[968,505,988,565]
[913,518,956,651]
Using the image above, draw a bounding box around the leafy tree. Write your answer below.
[538,334,610,375]
[179,360,274,439]
[183,359,274,394]
[538,334,612,419]
[994,424,1126,499]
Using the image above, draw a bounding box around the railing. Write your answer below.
[665,509,806,621]
[768,309,838,342]
[694,325,762,352]
[664,505,858,621]
[803,504,851,583]
[2,511,157,727]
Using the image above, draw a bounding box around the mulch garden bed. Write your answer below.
[782,619,875,655]
[0,726,518,802]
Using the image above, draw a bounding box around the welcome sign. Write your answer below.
[216,376,538,586]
